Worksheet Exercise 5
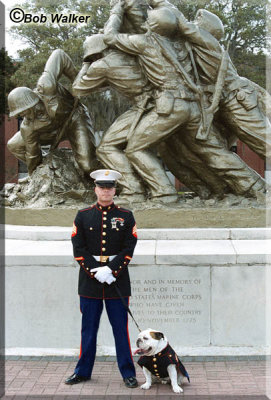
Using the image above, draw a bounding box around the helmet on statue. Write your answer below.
[147,7,177,36]
[8,87,40,117]
[195,9,224,41]
[83,34,108,62]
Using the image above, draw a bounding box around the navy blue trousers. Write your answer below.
[74,296,136,379]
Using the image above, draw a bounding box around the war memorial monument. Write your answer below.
[3,0,271,360]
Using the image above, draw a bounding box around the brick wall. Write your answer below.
[237,140,265,177]
[2,115,19,185]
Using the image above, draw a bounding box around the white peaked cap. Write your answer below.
[90,169,122,182]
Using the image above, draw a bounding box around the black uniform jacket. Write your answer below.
[138,344,190,381]
[71,202,137,299]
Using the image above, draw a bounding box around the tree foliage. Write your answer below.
[174,0,268,88]
[9,0,123,128]
[0,49,20,116]
[6,0,269,127]
[9,0,110,87]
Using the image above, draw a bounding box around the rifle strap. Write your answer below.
[51,97,79,150]
[185,41,201,86]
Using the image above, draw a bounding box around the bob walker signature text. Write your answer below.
[10,8,91,24]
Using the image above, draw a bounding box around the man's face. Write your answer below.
[95,185,116,205]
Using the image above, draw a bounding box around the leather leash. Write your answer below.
[114,283,142,332]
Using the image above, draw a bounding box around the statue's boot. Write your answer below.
[246,177,266,198]
[159,136,227,198]
[97,144,146,200]
[126,148,178,202]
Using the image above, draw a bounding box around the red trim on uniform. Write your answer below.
[75,256,85,261]
[79,303,83,359]
[95,202,116,212]
[79,205,95,212]
[108,203,116,212]
[81,264,94,279]
[132,224,137,238]
[72,222,77,237]
[116,207,130,213]
[125,256,132,260]
[113,270,120,277]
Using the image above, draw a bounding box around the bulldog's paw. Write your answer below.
[161,380,168,385]
[141,382,151,390]
[172,384,183,393]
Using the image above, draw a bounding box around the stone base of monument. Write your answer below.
[4,225,271,357]
[4,203,269,227]
[1,149,96,208]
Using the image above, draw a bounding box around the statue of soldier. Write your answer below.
[103,1,265,198]
[72,34,178,203]
[7,49,97,177]
[73,33,229,200]
[171,6,271,159]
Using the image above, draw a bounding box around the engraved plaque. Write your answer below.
[129,265,210,346]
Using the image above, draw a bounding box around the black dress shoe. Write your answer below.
[123,376,138,388]
[65,373,90,385]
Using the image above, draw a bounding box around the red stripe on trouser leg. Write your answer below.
[126,298,134,362]
[79,304,82,359]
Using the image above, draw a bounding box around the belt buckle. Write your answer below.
[100,255,108,263]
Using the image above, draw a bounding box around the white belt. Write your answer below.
[93,255,117,262]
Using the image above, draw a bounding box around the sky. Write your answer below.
[2,0,28,58]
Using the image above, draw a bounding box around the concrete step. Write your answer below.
[5,237,271,266]
[3,224,271,241]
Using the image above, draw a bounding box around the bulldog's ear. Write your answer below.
[150,331,164,340]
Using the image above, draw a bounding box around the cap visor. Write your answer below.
[95,181,116,188]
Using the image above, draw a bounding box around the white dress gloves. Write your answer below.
[90,266,116,285]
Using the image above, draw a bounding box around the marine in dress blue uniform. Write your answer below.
[65,170,138,388]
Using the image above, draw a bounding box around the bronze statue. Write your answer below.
[103,0,265,198]
[172,7,271,159]
[73,33,229,201]
[7,0,269,204]
[7,49,97,177]
[73,34,178,203]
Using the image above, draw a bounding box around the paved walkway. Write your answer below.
[2,357,271,399]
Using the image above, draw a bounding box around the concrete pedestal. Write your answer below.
[4,225,271,356]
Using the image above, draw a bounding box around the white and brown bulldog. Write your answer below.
[134,328,190,394]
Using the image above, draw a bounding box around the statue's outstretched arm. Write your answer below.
[177,11,221,52]
[104,0,125,41]
[72,62,90,94]
[72,61,109,97]
[37,49,78,96]
[114,0,149,33]
[104,1,145,56]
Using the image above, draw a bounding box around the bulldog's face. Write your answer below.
[134,328,168,356]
